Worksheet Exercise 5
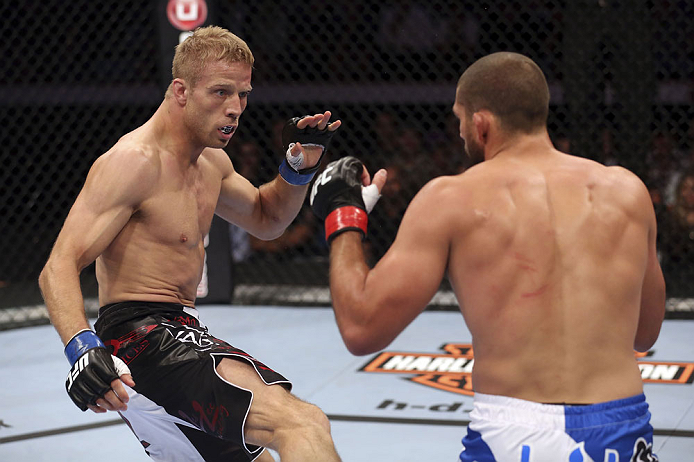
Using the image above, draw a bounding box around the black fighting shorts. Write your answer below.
[94,301,292,462]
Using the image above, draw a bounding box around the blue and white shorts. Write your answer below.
[460,392,658,462]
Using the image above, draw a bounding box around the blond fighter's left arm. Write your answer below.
[216,112,340,239]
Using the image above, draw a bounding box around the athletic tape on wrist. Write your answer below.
[64,330,105,366]
[361,184,381,213]
[285,143,305,171]
[279,158,316,185]
[284,143,324,171]
[325,206,368,242]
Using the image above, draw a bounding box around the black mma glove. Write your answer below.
[310,156,381,243]
[279,115,340,185]
[64,329,130,411]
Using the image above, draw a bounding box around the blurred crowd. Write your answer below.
[643,129,694,298]
[225,111,694,298]
[226,110,469,267]
[217,0,694,297]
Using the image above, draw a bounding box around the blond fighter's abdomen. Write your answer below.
[96,218,207,307]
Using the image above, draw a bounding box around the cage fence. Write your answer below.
[1,0,693,329]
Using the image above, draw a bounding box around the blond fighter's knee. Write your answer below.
[275,398,332,440]
[301,401,331,433]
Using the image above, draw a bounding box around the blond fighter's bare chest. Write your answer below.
[134,163,221,248]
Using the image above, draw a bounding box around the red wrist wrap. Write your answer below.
[325,206,368,242]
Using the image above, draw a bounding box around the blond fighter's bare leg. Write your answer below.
[216,358,341,462]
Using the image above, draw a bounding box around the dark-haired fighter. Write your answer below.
[311,52,665,461]
[40,26,341,462]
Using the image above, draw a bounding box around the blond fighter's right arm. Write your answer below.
[39,148,157,345]
[39,149,156,412]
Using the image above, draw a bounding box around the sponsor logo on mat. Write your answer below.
[361,343,694,396]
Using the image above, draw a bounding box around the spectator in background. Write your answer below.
[646,130,685,207]
[433,112,473,173]
[599,127,619,166]
[552,131,571,155]
[248,205,319,260]
[228,136,321,262]
[660,128,694,208]
[227,140,264,264]
[373,111,400,158]
[366,162,408,263]
[658,169,694,298]
[396,125,434,191]
[231,139,263,183]
[550,127,619,166]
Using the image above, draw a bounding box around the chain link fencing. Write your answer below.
[2,0,693,328]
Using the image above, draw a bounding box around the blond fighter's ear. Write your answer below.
[171,79,188,105]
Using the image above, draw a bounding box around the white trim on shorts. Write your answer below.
[119,384,209,461]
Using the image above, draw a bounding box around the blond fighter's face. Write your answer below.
[184,60,252,149]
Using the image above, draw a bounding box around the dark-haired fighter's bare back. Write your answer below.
[442,141,663,404]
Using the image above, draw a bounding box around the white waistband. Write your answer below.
[182,306,199,319]
[471,392,567,429]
